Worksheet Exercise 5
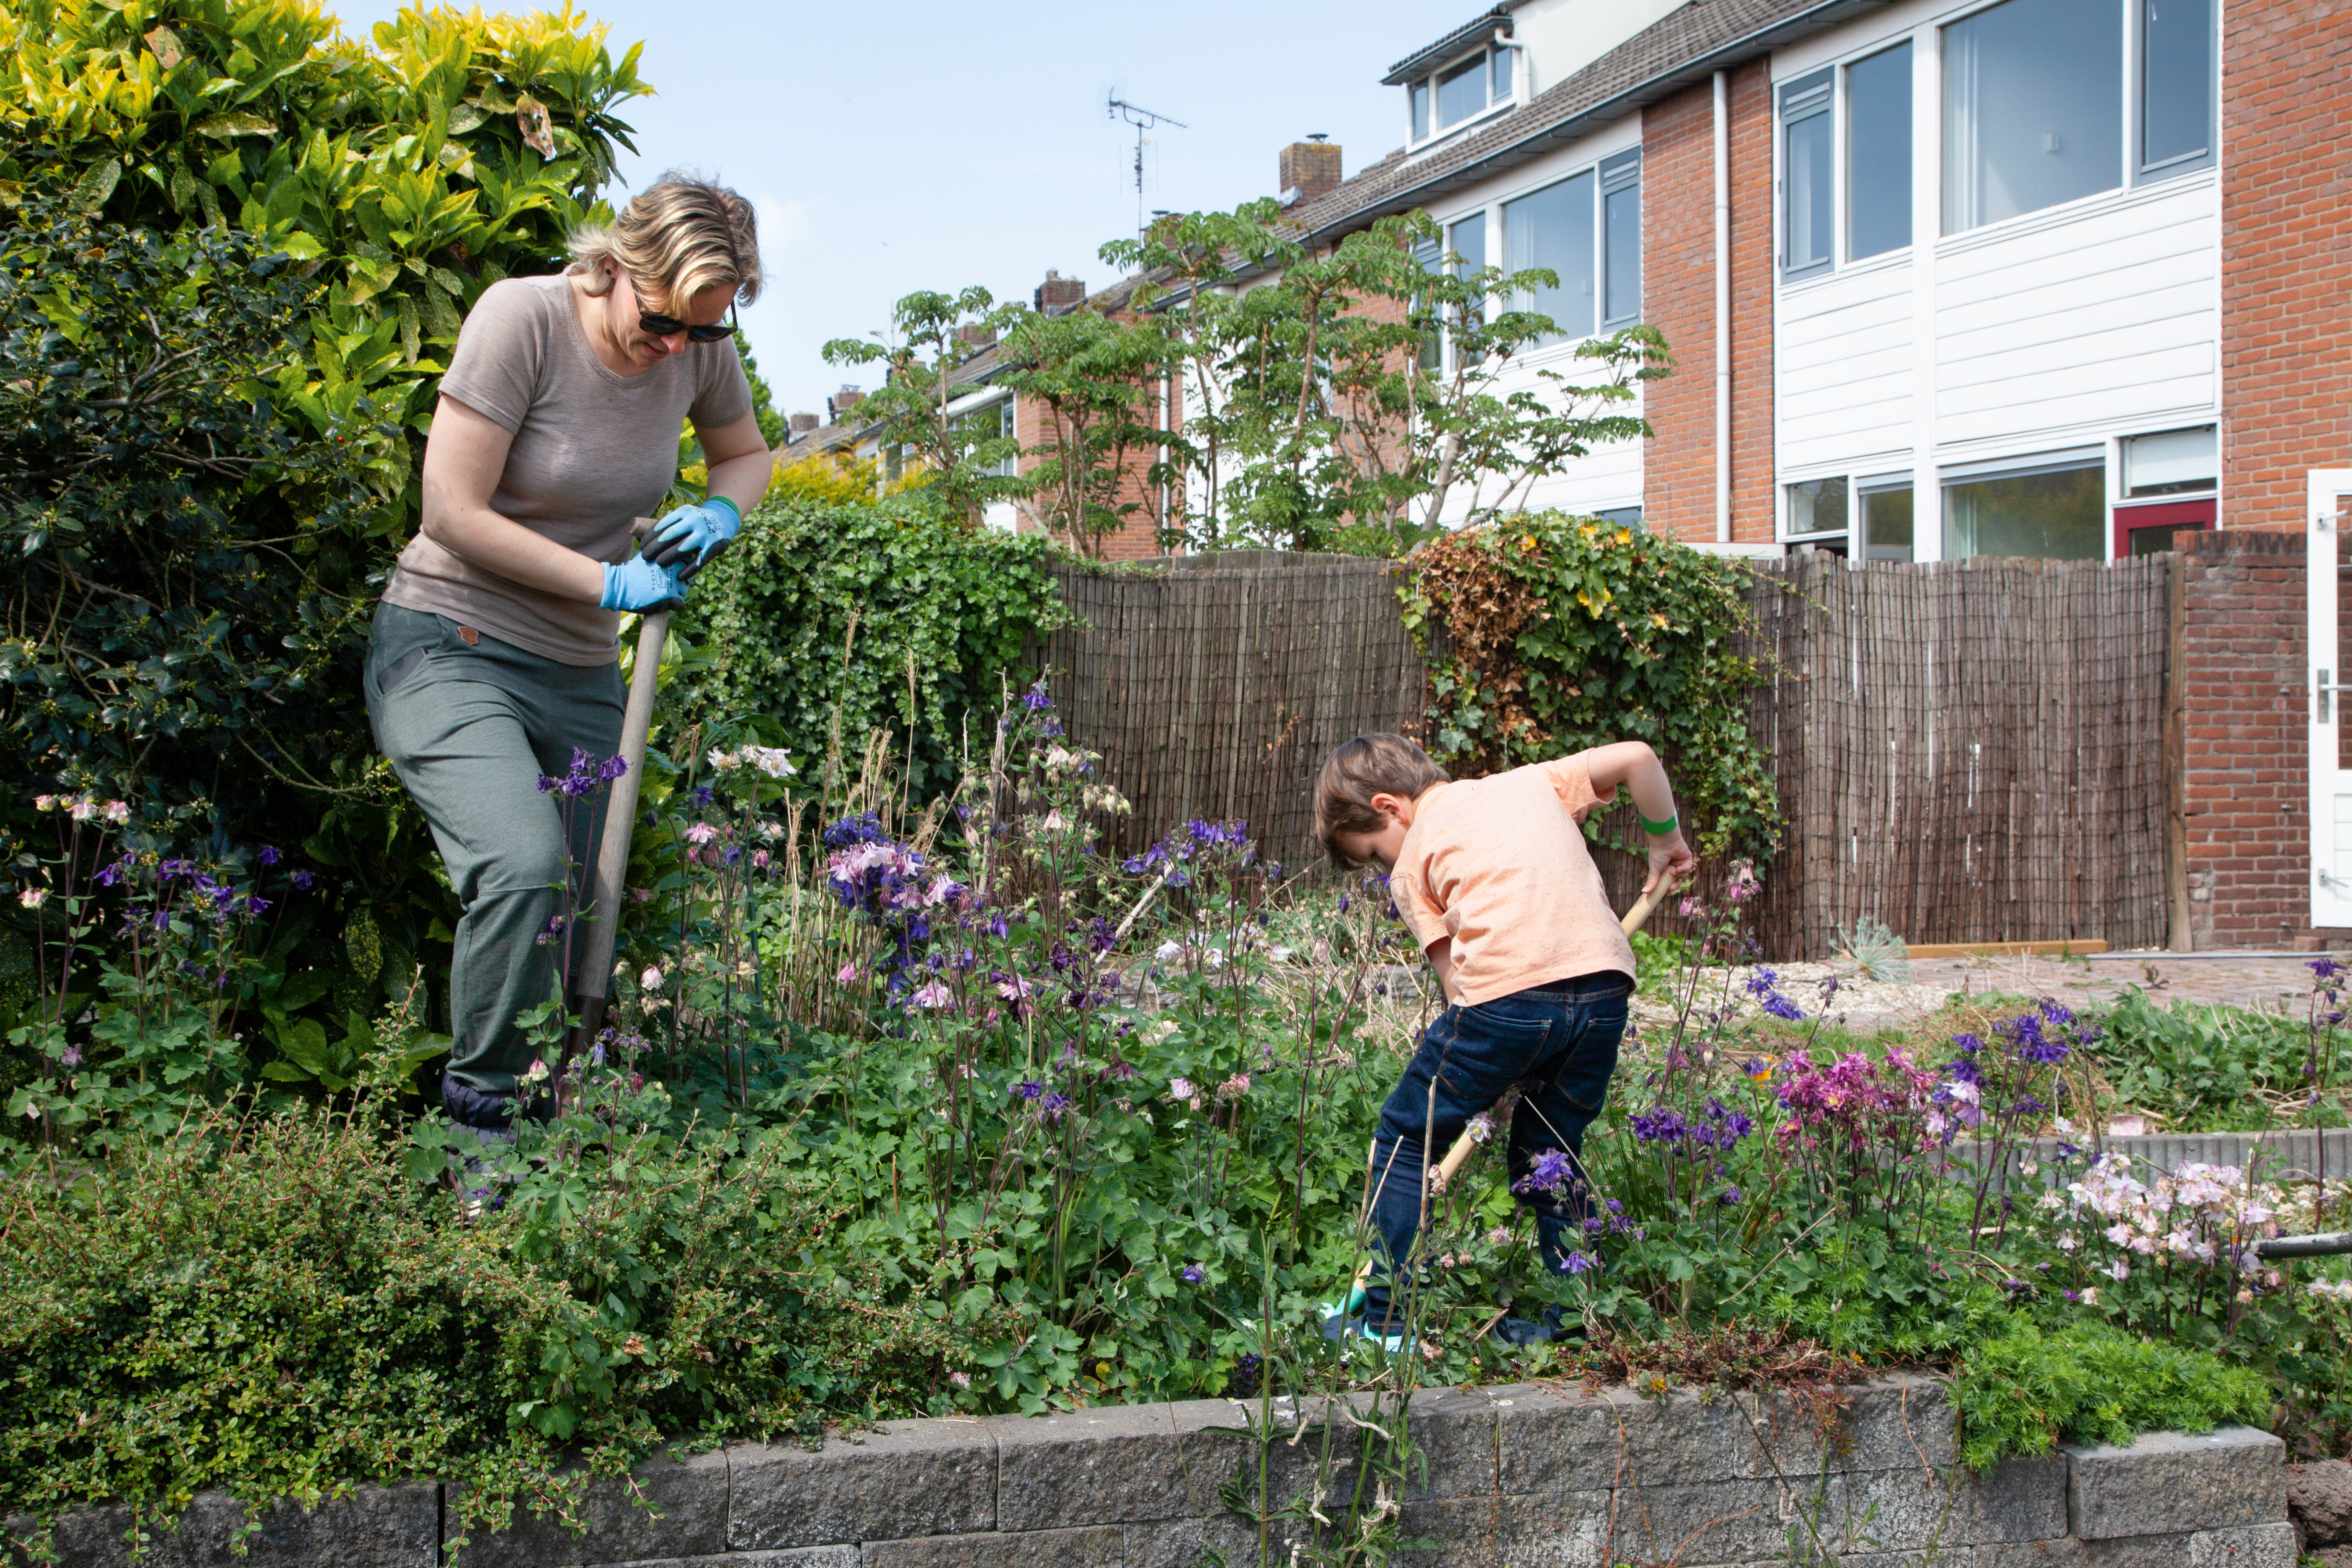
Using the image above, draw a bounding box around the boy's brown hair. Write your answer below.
[1314,733,1450,867]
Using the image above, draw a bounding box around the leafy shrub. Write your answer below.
[2095,988,2348,1132]
[1399,513,1778,859]
[678,497,1070,798]
[0,1106,962,1529]
[1950,1321,2272,1468]
[0,3,694,1085]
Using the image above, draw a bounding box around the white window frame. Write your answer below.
[1934,0,2218,241]
[1404,44,1521,151]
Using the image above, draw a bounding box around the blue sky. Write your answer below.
[328,0,1454,420]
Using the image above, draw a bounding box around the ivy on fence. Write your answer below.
[1398,513,1779,860]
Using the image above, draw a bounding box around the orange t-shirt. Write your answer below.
[1388,753,1636,1005]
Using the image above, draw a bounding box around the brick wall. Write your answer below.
[1638,62,1776,545]
[1011,374,1171,564]
[2179,529,2321,947]
[2219,0,2352,533]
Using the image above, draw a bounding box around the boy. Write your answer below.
[1314,732,1694,1346]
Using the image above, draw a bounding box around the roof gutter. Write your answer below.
[1305,0,1888,248]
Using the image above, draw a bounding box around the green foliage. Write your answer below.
[821,287,1029,526]
[0,0,652,1076]
[2095,989,2349,1132]
[0,1106,961,1528]
[1950,1321,2273,1469]
[1400,512,1779,859]
[678,496,1070,798]
[997,306,1169,555]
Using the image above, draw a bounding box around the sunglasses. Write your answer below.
[637,303,738,343]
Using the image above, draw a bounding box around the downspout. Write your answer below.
[1713,69,1732,544]
[1493,28,1530,107]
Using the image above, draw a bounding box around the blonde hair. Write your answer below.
[569,171,762,311]
[1314,734,1449,867]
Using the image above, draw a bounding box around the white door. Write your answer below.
[2311,469,2352,928]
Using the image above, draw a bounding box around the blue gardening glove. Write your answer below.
[643,495,740,578]
[599,555,686,612]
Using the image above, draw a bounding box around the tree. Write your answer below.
[996,308,1168,557]
[822,288,1031,527]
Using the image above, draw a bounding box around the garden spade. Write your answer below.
[565,519,680,1068]
[1334,870,1679,1318]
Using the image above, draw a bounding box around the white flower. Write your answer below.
[2104,1258,2130,1282]
[17,888,45,909]
[32,794,55,811]
[949,1371,972,1388]
[102,799,129,824]
[2080,1286,2099,1305]
[68,797,97,821]
[707,747,739,771]
[523,1059,550,1084]
[640,966,666,991]
[1167,1077,1196,1101]
[907,980,953,1009]
[1466,1112,1495,1144]
[1153,940,1184,964]
[2056,1232,2079,1252]
[741,745,795,778]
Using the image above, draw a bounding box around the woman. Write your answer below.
[366,172,773,1132]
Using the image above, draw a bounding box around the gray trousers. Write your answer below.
[365,602,624,1096]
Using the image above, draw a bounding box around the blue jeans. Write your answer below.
[1360,972,1630,1327]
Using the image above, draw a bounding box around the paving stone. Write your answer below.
[5,1485,438,1568]
[1166,1398,1262,1517]
[730,1419,995,1550]
[1401,1385,1499,1501]
[1827,1465,1975,1554]
[451,1449,729,1567]
[587,1552,860,1568]
[1978,1534,2195,1568]
[859,1523,1133,1567]
[2066,1429,2287,1540]
[1402,1491,1616,1568]
[1488,1383,1630,1498]
[1969,1458,2072,1545]
[2188,1523,2298,1568]
[1611,1478,1803,1564]
[989,1402,1191,1530]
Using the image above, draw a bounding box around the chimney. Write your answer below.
[955,323,998,348]
[788,411,819,437]
[1279,135,1343,206]
[826,384,863,422]
[1034,270,1086,315]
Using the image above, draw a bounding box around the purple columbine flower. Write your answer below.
[1514,1148,1575,1196]
[1744,968,1781,998]
[1560,1251,1596,1275]
[1760,993,1804,1022]
[258,846,281,867]
[290,870,315,891]
[2311,957,2346,981]
[1180,1264,1206,1284]
[1012,1080,1044,1101]
[1040,1092,1073,1120]
[1023,686,1053,711]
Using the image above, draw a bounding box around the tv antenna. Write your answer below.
[1107,95,1186,245]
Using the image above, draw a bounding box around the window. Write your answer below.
[1781,72,1834,277]
[1506,172,1595,341]
[1404,46,1515,144]
[1412,238,1443,371]
[990,398,1019,478]
[1787,476,1849,537]
[1942,0,2122,234]
[1847,43,1912,260]
[2142,0,2213,171]
[2123,426,2215,496]
[1859,482,1915,562]
[1600,150,1642,326]
[1596,505,1644,530]
[1944,460,2104,559]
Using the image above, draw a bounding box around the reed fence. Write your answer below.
[1031,550,2175,959]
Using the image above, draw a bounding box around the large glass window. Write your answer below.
[1437,54,1486,130]
[1505,171,1596,341]
[1600,150,1642,326]
[1781,72,1834,277]
[1859,483,1915,562]
[1491,46,1514,103]
[1847,43,1912,260]
[1448,213,1486,343]
[2142,0,2213,170]
[1787,476,1849,536]
[1942,0,2122,234]
[1943,462,2104,559]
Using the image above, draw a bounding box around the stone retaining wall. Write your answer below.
[3,1375,2296,1568]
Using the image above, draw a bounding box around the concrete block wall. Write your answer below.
[3,1375,2296,1568]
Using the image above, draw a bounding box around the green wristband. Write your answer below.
[1640,810,1677,836]
[704,494,741,524]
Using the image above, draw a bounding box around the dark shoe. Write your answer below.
[1490,1305,1584,1348]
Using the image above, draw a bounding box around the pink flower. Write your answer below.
[17,888,45,909]
[102,800,129,823]
[949,1370,971,1388]
[685,822,719,845]
[68,797,97,822]
[907,979,953,1009]
[32,794,55,811]
[836,962,860,984]
[1216,1073,1251,1099]
[1167,1077,1196,1101]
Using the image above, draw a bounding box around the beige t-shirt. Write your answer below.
[1389,753,1637,1006]
[382,273,754,665]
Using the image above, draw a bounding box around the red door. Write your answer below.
[2112,498,2214,557]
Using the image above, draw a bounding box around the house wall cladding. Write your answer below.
[2178,529,2322,948]
[2219,0,2352,536]
[1,1377,2298,1568]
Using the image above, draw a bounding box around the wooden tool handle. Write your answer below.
[1424,871,1680,1195]
[575,605,669,1008]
